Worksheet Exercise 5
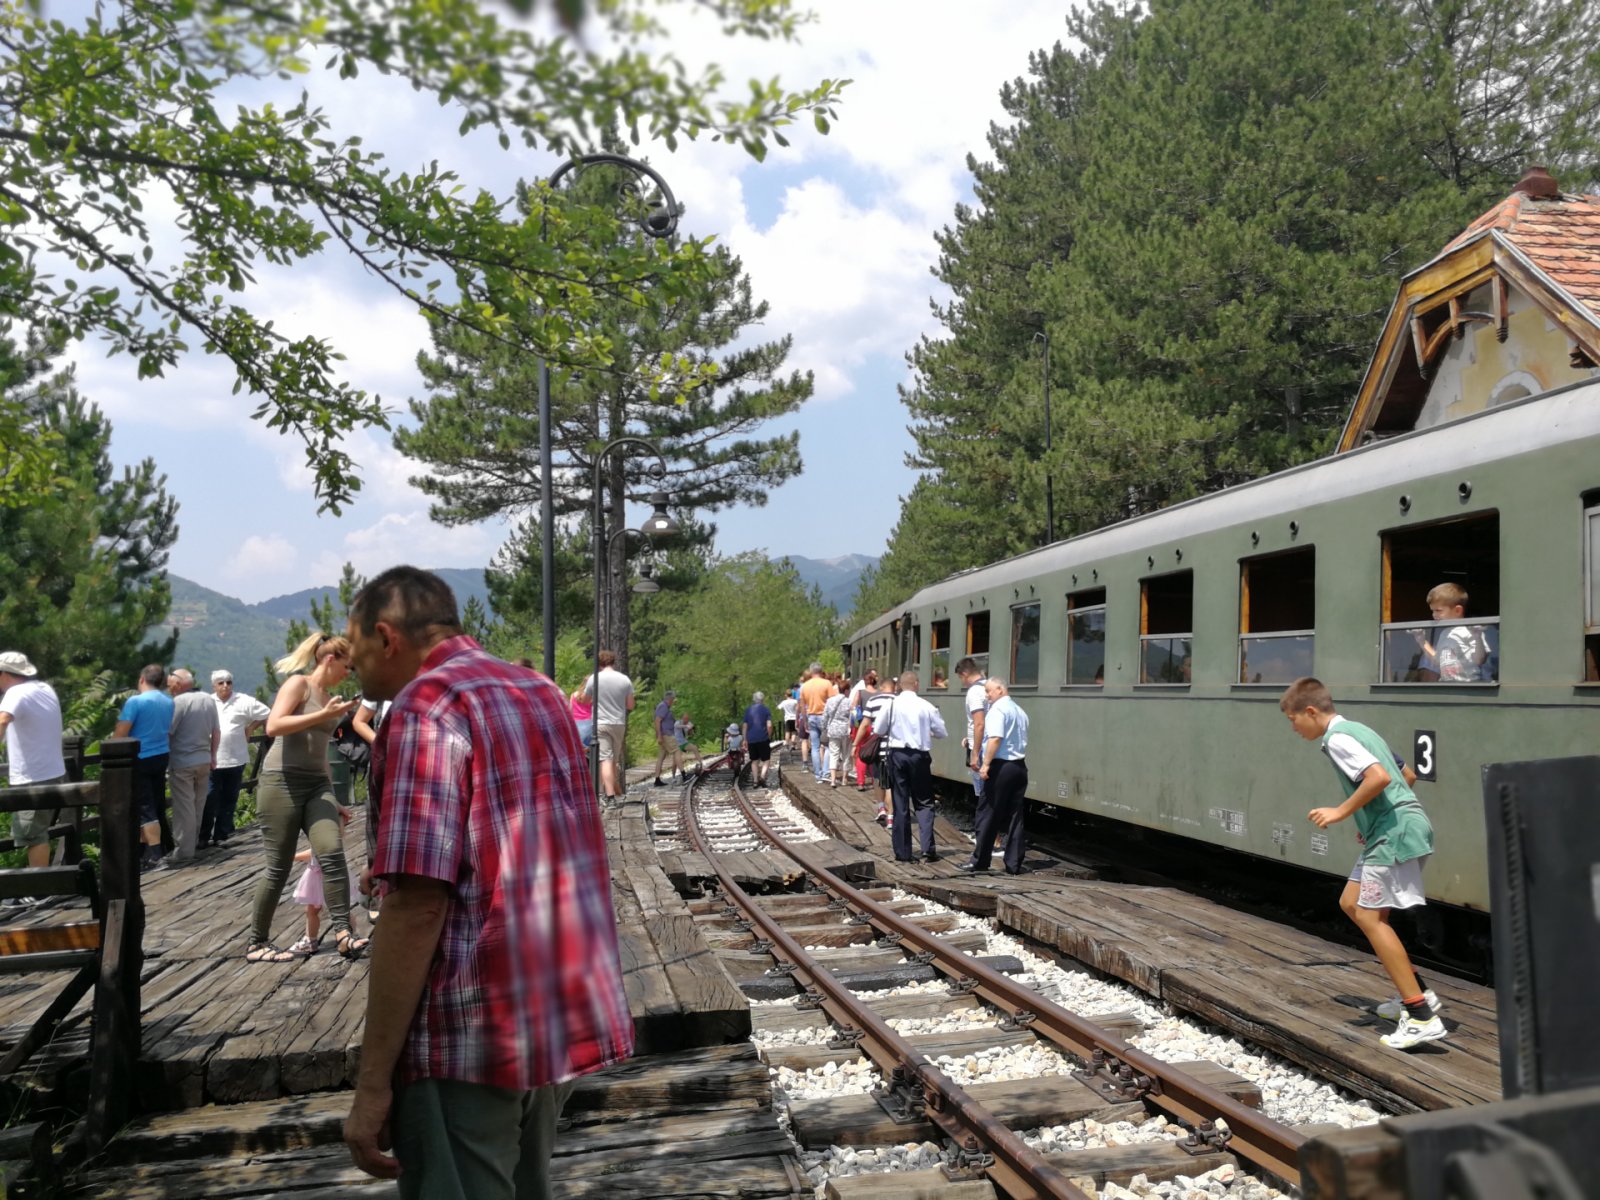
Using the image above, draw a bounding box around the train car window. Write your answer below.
[930,620,951,688]
[1380,514,1500,683]
[966,611,991,677]
[1009,603,1041,686]
[909,624,922,669]
[1239,548,1316,684]
[1140,571,1193,684]
[1586,498,1600,681]
[1066,588,1107,686]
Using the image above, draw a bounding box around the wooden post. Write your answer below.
[54,735,87,866]
[68,737,144,1162]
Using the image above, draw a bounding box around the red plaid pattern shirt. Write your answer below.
[370,636,634,1090]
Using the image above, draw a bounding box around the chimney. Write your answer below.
[1514,165,1560,200]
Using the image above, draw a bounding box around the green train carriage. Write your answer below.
[847,170,1600,931]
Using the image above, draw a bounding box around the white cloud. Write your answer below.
[306,510,502,587]
[222,533,298,582]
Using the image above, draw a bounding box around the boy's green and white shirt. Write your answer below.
[1319,715,1434,866]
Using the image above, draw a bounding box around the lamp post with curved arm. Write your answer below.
[537,154,682,677]
[588,437,680,802]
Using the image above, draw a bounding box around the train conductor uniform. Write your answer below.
[968,678,1030,875]
[876,671,947,862]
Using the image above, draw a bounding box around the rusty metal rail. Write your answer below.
[683,768,1094,1199]
[694,768,1307,1189]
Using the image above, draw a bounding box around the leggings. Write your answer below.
[251,769,352,942]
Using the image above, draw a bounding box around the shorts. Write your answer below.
[9,775,64,846]
[747,740,771,762]
[783,719,796,734]
[656,731,678,751]
[1350,854,1429,910]
[597,724,627,763]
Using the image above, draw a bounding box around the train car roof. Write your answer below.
[852,372,1600,631]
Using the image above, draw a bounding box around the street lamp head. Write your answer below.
[642,491,679,538]
[633,564,661,594]
[641,203,680,239]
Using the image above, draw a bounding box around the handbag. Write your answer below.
[856,697,894,761]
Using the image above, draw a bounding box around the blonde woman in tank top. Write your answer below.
[246,632,365,963]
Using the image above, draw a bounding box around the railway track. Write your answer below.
[671,763,1313,1199]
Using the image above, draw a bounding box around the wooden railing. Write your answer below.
[0,739,145,1174]
[0,733,273,860]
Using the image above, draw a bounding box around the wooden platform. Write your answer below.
[1000,881,1502,1113]
[0,805,750,1109]
[68,1043,800,1198]
[779,753,1502,1117]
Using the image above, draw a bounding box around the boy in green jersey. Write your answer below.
[1280,677,1446,1050]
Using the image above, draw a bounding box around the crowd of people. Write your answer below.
[0,564,1457,1195]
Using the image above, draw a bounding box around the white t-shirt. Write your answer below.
[964,678,990,744]
[214,692,272,769]
[1,680,65,784]
[1322,715,1379,785]
[582,668,635,726]
[778,696,799,722]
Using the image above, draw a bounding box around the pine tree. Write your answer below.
[890,0,1600,616]
[0,328,178,691]
[395,166,813,670]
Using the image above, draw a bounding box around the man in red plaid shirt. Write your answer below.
[342,567,633,1199]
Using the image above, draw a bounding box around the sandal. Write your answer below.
[335,930,371,960]
[246,941,297,964]
[288,934,323,957]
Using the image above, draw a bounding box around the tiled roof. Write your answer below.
[1445,188,1600,314]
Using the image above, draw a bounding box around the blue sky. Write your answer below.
[69,3,1080,603]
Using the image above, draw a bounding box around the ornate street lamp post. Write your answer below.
[537,154,682,675]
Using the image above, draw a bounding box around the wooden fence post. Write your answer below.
[54,735,87,866]
[73,737,144,1158]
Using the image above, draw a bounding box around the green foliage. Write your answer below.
[888,0,1600,611]
[60,669,127,744]
[0,328,178,699]
[398,160,812,669]
[0,0,845,510]
[652,553,837,729]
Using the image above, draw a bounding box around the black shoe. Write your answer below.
[196,839,211,851]
[895,855,915,863]
[921,851,939,863]
[958,860,987,873]
[653,778,666,788]
[1005,867,1028,876]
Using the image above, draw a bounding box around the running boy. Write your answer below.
[1280,677,1445,1050]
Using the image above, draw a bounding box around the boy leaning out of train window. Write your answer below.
[1416,582,1490,681]
[1279,677,1446,1051]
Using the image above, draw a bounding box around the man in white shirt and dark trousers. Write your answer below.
[875,671,947,863]
[962,678,1030,875]
[954,657,991,844]
[0,651,66,884]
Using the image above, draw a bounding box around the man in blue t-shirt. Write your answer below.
[113,663,176,870]
[741,691,774,789]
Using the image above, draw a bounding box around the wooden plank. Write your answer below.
[1298,1122,1407,1200]
[1161,963,1500,1113]
[645,913,750,1045]
[789,1074,1147,1149]
[1043,1141,1234,1187]
[827,1170,996,1199]
[0,922,100,956]
[206,957,353,1103]
[750,990,984,1034]
[762,1024,1038,1072]
[740,954,1025,1001]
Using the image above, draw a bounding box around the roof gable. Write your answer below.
[1337,167,1600,452]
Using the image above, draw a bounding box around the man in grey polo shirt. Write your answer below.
[0,651,65,888]
[166,668,219,864]
[579,650,635,800]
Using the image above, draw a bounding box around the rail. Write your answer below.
[693,768,1308,1190]
[681,766,1091,1198]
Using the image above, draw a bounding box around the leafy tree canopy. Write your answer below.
[0,327,178,694]
[0,0,845,509]
[652,553,837,728]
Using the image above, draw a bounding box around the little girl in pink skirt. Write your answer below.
[288,839,360,956]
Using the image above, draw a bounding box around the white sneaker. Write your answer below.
[1376,989,1440,1020]
[1380,1014,1447,1050]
